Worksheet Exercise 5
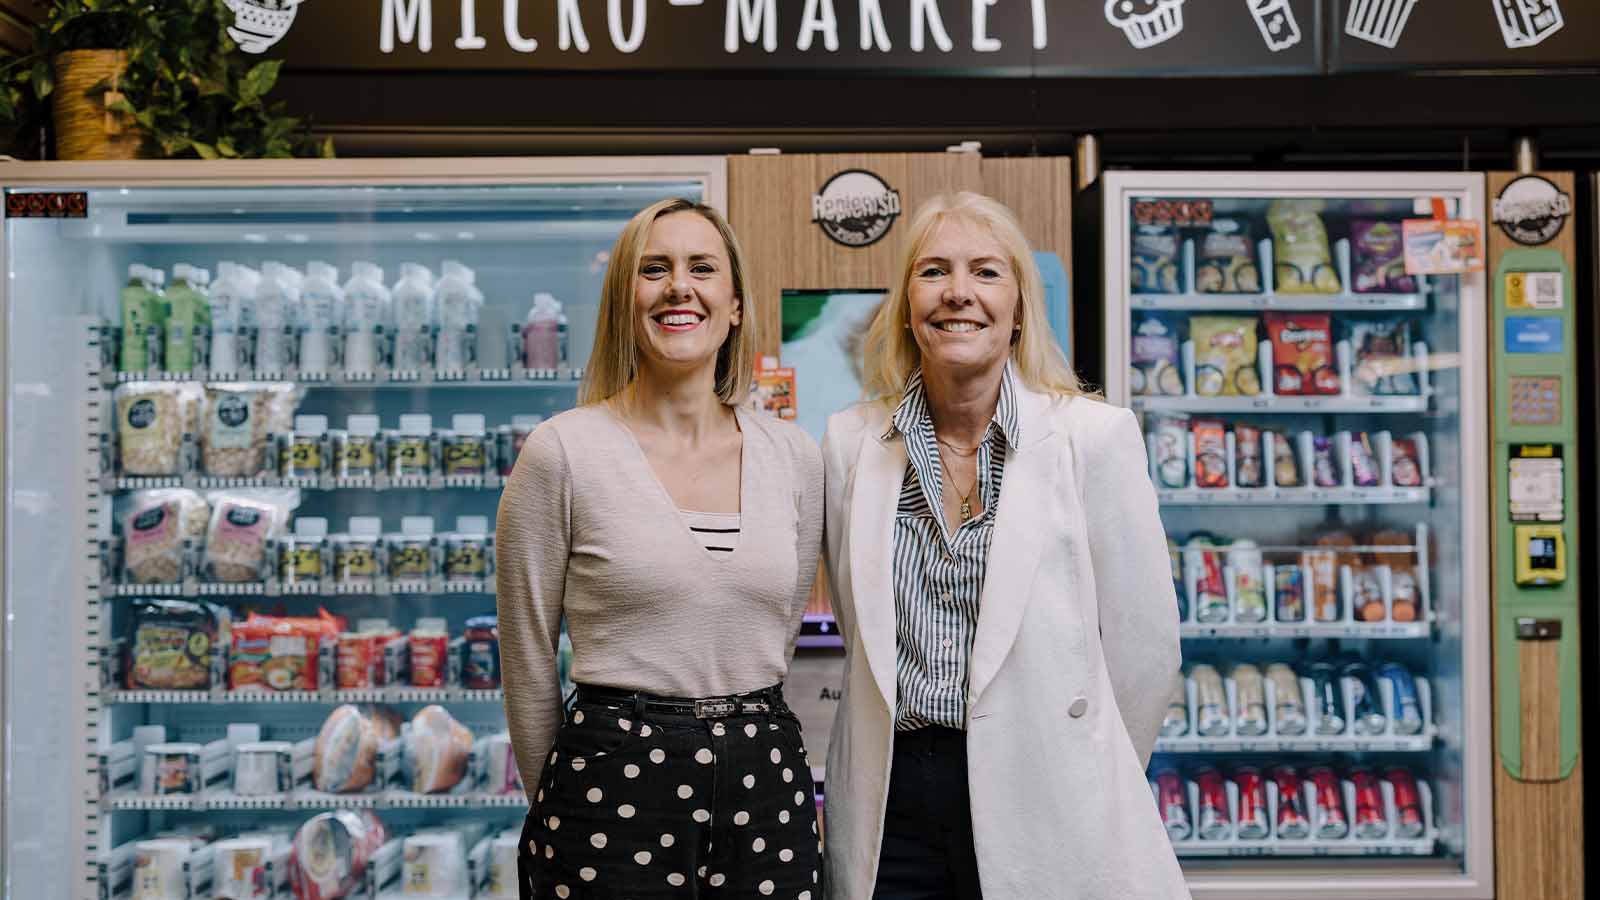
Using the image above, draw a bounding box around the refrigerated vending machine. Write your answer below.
[0,157,725,899]
[1102,171,1493,898]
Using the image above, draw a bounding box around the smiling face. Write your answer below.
[633,211,742,378]
[906,217,1020,380]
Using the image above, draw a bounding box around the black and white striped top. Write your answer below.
[889,364,1019,732]
[678,510,741,553]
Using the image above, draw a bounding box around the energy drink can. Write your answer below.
[1188,538,1230,624]
[1351,768,1389,839]
[1229,540,1268,623]
[1308,662,1346,735]
[1191,664,1231,737]
[1231,663,1268,736]
[1234,767,1269,840]
[1271,766,1310,839]
[1156,769,1192,841]
[1162,672,1190,738]
[1274,563,1306,622]
[1308,766,1348,839]
[1195,767,1233,841]
[1385,767,1425,839]
[1342,660,1388,736]
[1378,662,1424,735]
[1266,663,1307,736]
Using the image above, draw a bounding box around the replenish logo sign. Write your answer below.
[1494,175,1572,246]
[812,170,902,248]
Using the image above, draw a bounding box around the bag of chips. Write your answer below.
[1131,224,1181,294]
[1190,316,1261,397]
[1349,319,1418,396]
[1195,219,1261,294]
[1268,199,1340,294]
[1266,312,1339,396]
[1351,220,1418,294]
[1131,312,1184,396]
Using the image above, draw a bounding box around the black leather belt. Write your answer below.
[575,683,789,720]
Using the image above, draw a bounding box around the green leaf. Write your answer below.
[30,61,52,100]
[191,140,218,159]
[240,59,281,103]
[320,136,335,158]
[215,136,236,157]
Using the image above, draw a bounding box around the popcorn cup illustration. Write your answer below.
[1344,0,1418,48]
[1493,0,1564,49]
[1249,0,1303,52]
[1104,0,1187,50]
[225,0,306,54]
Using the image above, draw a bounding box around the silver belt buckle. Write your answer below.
[694,698,738,719]
[741,701,771,714]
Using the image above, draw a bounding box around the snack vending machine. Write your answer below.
[0,157,726,900]
[1102,172,1493,898]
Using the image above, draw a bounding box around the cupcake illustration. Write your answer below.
[1104,0,1187,50]
[1344,0,1419,49]
[225,0,307,54]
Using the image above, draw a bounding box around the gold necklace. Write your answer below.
[936,434,982,457]
[937,444,978,522]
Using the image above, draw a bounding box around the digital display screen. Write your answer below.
[1528,537,1557,566]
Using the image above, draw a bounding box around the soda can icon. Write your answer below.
[1248,0,1302,52]
[1195,767,1234,841]
[1156,769,1193,841]
[1379,662,1425,735]
[1308,766,1349,839]
[1234,767,1271,840]
[1494,0,1564,49]
[1385,767,1427,839]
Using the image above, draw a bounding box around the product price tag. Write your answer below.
[1402,218,1484,275]
[1506,271,1564,309]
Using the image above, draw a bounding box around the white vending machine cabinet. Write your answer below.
[1102,171,1492,899]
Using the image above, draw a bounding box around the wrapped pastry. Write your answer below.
[289,811,387,900]
[314,704,381,793]
[410,705,472,794]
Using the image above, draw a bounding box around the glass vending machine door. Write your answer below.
[0,162,721,898]
[1103,173,1492,898]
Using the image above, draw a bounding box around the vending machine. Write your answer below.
[1102,171,1493,898]
[0,157,725,899]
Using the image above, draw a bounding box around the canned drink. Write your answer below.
[1230,663,1268,736]
[1379,662,1424,735]
[1233,767,1269,840]
[1266,663,1307,736]
[1307,766,1348,839]
[1273,563,1305,622]
[1229,541,1268,623]
[1308,662,1346,735]
[1155,769,1192,841]
[1188,538,1230,624]
[1190,664,1231,737]
[1271,766,1310,839]
[1161,672,1190,738]
[1385,767,1425,839]
[1195,768,1233,841]
[1304,549,1341,622]
[1342,660,1388,736]
[1169,538,1187,622]
[1351,768,1389,839]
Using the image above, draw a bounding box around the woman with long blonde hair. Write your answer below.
[822,192,1188,899]
[498,198,824,899]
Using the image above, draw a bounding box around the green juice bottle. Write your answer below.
[164,264,211,374]
[119,264,157,372]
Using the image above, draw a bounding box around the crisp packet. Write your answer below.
[1190,316,1261,397]
[1268,198,1340,294]
[1351,220,1418,294]
[1131,312,1184,396]
[1195,219,1261,294]
[1350,319,1418,396]
[1131,224,1181,294]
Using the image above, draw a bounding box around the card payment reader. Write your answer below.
[1514,524,1566,587]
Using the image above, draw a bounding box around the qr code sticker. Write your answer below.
[1527,272,1563,309]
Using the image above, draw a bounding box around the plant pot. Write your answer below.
[51,49,143,160]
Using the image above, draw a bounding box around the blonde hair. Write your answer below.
[860,191,1086,406]
[580,198,758,406]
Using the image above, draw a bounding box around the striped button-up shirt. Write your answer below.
[890,364,1020,731]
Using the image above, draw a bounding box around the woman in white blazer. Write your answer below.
[821,192,1189,900]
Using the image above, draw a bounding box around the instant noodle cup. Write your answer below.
[1190,316,1261,397]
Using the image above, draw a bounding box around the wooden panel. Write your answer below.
[0,8,33,54]
[1519,640,1563,780]
[980,157,1074,281]
[728,152,983,358]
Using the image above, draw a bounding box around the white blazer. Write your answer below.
[821,382,1190,900]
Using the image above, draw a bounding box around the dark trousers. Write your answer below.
[873,726,982,900]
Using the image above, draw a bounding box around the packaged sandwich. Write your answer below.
[1267,198,1340,294]
[1131,224,1181,294]
[1190,316,1260,397]
[1351,220,1418,294]
[1266,312,1339,396]
[1131,312,1184,396]
[1195,218,1261,294]
[1350,319,1418,396]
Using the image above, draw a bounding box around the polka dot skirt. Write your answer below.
[519,694,822,899]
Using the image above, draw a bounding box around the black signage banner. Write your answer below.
[255,0,1321,75]
[239,0,1600,76]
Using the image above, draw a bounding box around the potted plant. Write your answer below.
[0,0,331,159]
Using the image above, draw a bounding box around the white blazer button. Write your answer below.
[1068,696,1088,718]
